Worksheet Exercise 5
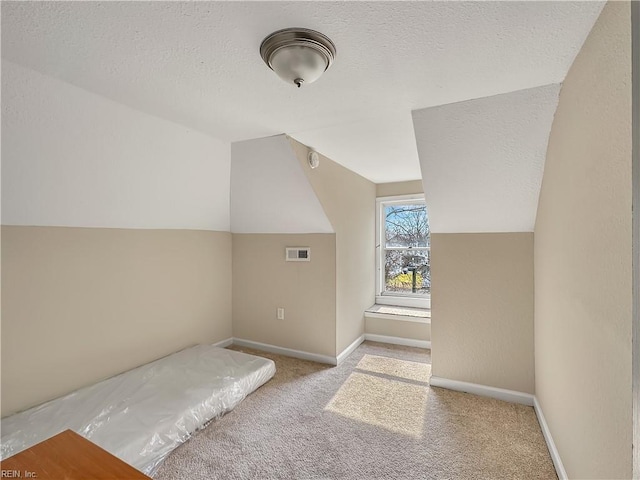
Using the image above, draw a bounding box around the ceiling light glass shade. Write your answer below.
[270,45,326,86]
[260,28,336,88]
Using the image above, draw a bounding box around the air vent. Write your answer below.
[285,247,311,262]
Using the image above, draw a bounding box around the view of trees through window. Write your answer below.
[383,202,430,295]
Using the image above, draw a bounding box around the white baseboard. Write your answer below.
[364,333,431,349]
[428,377,566,480]
[232,338,337,365]
[337,334,365,365]
[429,376,534,406]
[534,396,568,480]
[225,336,567,480]
[212,337,234,348]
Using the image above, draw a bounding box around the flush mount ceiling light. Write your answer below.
[260,28,336,88]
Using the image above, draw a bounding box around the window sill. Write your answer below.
[376,295,430,309]
[365,304,431,324]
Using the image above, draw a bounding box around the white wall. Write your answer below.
[230,135,333,234]
[1,60,230,230]
[412,84,560,233]
[534,2,633,477]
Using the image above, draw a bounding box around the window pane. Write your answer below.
[384,204,430,248]
[384,249,430,295]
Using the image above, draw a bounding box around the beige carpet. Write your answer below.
[154,342,556,480]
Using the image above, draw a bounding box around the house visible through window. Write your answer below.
[376,195,430,308]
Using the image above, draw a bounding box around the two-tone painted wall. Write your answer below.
[1,74,375,414]
[1,61,233,416]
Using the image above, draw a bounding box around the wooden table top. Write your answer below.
[1,429,151,479]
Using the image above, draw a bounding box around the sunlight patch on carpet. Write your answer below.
[355,354,431,383]
[324,372,428,438]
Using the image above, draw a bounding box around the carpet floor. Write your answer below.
[154,341,557,480]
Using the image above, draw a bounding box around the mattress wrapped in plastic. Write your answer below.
[0,344,275,476]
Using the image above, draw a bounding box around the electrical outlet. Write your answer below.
[277,308,285,320]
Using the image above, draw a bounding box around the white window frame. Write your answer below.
[376,194,431,309]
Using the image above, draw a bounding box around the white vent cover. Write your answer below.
[285,247,311,262]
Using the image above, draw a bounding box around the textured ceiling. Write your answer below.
[1,1,604,183]
[413,84,561,233]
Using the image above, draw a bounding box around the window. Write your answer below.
[376,195,430,308]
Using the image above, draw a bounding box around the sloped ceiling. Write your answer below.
[231,135,333,234]
[1,1,604,183]
[413,84,561,233]
[2,61,231,231]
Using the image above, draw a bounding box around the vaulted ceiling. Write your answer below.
[2,1,604,185]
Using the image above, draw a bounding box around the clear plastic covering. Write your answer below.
[1,344,275,476]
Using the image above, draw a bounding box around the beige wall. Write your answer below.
[232,234,337,357]
[376,180,423,197]
[1,226,232,416]
[290,139,376,354]
[633,3,639,477]
[534,2,632,478]
[365,318,430,341]
[364,315,430,342]
[431,233,534,394]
